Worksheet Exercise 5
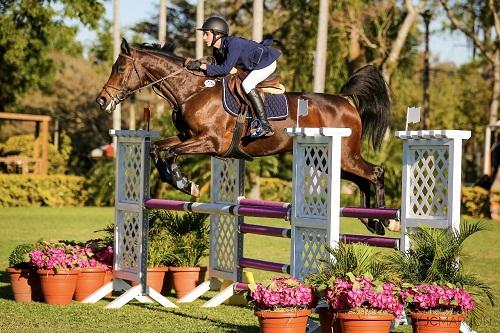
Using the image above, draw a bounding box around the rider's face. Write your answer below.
[203,31,213,47]
[203,31,222,48]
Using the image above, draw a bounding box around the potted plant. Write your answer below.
[305,242,398,333]
[72,243,112,301]
[325,272,404,333]
[157,211,210,299]
[402,284,476,332]
[248,276,317,333]
[384,222,495,332]
[6,243,42,302]
[29,241,81,305]
[144,237,174,294]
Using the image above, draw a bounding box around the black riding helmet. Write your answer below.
[198,16,228,46]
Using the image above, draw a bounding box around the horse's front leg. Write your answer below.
[161,136,218,198]
[149,136,182,185]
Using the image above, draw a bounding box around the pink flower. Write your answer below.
[325,275,404,317]
[248,277,317,310]
[403,284,475,313]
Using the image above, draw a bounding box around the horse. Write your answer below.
[96,39,392,235]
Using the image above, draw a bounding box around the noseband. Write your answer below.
[102,52,184,112]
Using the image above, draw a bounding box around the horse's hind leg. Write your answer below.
[342,157,388,235]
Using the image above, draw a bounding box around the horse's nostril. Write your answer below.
[96,96,106,106]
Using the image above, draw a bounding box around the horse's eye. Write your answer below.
[118,66,125,73]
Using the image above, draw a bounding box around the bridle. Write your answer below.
[101,51,185,113]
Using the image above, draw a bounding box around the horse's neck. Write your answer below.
[139,53,204,106]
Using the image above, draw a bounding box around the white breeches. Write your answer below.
[242,61,277,94]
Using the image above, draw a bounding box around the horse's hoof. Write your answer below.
[190,183,200,197]
[387,219,401,232]
[367,219,385,236]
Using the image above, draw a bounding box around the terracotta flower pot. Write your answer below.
[145,266,169,293]
[74,267,106,301]
[169,266,207,299]
[255,309,311,333]
[7,267,42,303]
[37,269,79,305]
[316,308,341,333]
[338,312,395,333]
[410,312,466,333]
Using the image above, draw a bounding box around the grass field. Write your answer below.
[0,208,498,332]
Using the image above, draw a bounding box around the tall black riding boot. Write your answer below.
[247,89,274,138]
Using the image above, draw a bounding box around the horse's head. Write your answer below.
[96,39,143,112]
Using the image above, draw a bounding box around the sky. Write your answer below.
[77,0,473,66]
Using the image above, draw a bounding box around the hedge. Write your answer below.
[0,174,88,207]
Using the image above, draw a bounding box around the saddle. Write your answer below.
[226,70,285,106]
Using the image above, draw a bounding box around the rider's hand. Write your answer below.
[186,60,202,71]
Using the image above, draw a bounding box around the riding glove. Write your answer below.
[186,60,202,71]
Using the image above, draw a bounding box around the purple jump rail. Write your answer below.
[238,258,290,274]
[239,223,291,238]
[340,207,399,220]
[342,234,399,249]
[144,199,289,219]
[237,197,399,220]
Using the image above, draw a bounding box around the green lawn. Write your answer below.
[0,208,498,332]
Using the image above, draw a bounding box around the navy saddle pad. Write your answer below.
[221,77,289,120]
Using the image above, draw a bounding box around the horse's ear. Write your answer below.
[121,38,131,55]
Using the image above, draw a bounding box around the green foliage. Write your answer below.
[0,134,71,174]
[8,243,35,268]
[461,186,490,218]
[0,0,104,110]
[151,210,210,267]
[383,222,495,326]
[259,177,292,202]
[0,174,87,207]
[84,159,115,206]
[305,243,398,294]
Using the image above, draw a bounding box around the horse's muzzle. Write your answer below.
[96,96,106,109]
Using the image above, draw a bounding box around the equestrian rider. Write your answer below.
[186,16,281,138]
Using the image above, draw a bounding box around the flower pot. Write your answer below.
[74,268,106,301]
[37,269,79,305]
[169,266,207,299]
[7,267,42,303]
[410,312,466,333]
[316,308,341,333]
[146,266,169,293]
[255,309,311,333]
[338,312,395,333]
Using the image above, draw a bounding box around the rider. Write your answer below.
[187,16,281,138]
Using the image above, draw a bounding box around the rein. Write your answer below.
[102,52,185,112]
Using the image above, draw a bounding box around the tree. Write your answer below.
[439,0,500,181]
[0,0,105,111]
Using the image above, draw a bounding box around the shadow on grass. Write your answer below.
[0,270,13,300]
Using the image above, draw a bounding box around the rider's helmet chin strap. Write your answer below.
[210,31,224,47]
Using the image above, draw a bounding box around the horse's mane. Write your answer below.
[135,42,185,63]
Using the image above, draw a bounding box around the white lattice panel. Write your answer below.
[116,211,141,273]
[210,158,244,281]
[211,214,237,274]
[287,128,351,280]
[294,227,328,280]
[409,147,449,217]
[298,144,330,219]
[118,143,142,204]
[212,158,240,203]
[397,130,471,251]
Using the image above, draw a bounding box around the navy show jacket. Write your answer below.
[206,36,281,77]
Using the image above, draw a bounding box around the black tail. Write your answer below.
[340,65,391,150]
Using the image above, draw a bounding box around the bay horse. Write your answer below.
[97,39,392,234]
